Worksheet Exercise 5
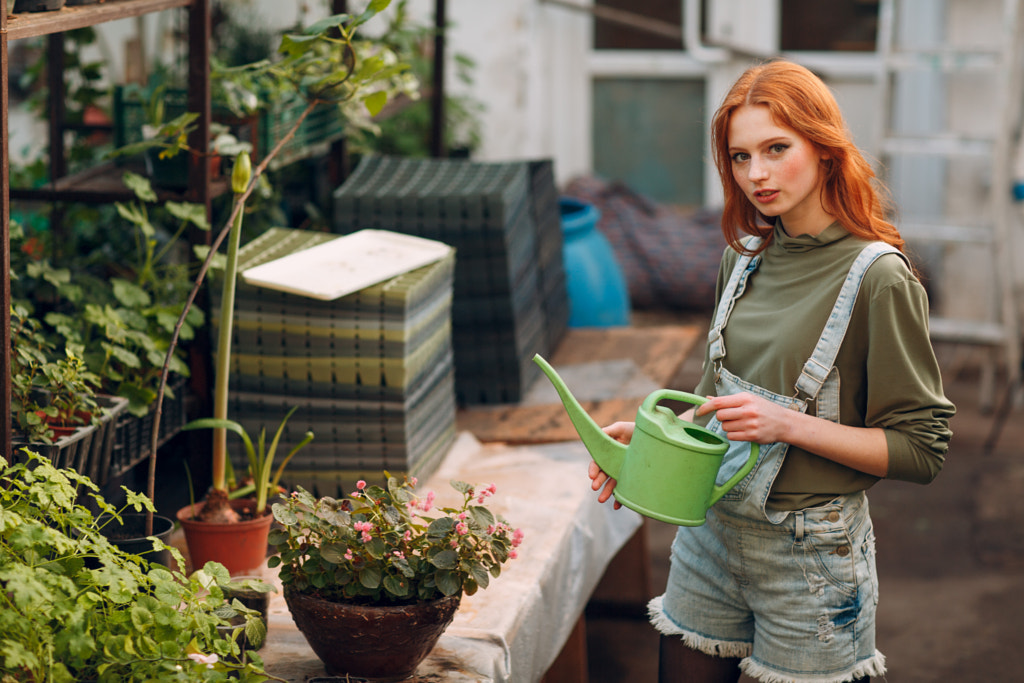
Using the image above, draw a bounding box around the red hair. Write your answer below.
[711,60,903,254]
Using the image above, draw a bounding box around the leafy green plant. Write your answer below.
[181,406,315,516]
[0,451,281,682]
[11,173,208,417]
[347,0,483,158]
[268,477,523,605]
[10,303,102,444]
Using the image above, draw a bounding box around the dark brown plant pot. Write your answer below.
[284,588,461,682]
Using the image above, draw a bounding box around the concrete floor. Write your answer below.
[584,312,1024,682]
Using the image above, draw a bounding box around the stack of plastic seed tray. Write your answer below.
[209,227,457,497]
[332,155,569,405]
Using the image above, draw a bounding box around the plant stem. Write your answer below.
[212,203,244,493]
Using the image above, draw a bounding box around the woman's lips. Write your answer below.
[753,189,779,204]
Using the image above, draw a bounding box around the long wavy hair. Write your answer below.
[711,60,903,254]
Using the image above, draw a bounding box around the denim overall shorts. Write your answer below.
[648,238,903,683]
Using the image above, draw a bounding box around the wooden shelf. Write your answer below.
[3,0,192,41]
[9,159,230,203]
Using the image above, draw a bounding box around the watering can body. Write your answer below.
[533,354,759,526]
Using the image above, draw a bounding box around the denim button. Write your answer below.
[835,545,850,557]
[828,511,840,523]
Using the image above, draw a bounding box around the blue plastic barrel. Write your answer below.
[560,197,631,327]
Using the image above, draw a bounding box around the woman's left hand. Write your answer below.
[694,392,794,444]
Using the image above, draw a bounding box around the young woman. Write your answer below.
[589,60,955,683]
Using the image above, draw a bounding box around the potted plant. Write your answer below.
[144,3,417,545]
[0,450,280,681]
[267,476,524,679]
[176,406,314,575]
[8,303,119,482]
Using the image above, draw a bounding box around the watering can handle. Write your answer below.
[640,389,708,413]
[708,442,759,507]
[640,390,760,507]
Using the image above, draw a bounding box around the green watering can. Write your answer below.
[533,354,759,526]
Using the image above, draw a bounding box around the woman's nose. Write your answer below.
[747,157,768,181]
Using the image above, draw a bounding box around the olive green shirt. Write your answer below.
[693,223,956,511]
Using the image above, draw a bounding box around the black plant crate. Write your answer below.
[109,375,189,481]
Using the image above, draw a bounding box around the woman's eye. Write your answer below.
[731,152,749,163]
[769,143,789,154]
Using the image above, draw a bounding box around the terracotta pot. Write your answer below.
[176,498,273,575]
[284,588,461,682]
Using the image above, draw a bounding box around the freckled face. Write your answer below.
[728,104,832,236]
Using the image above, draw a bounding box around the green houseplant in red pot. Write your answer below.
[177,406,314,575]
[268,476,524,680]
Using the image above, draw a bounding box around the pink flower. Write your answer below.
[410,477,418,486]
[487,525,496,534]
[345,549,354,560]
[450,539,459,548]
[510,549,519,560]
[188,653,219,669]
[403,530,412,541]
[456,522,469,536]
[353,521,374,542]
[458,512,467,520]
[512,528,524,548]
[356,480,367,490]
[477,484,497,503]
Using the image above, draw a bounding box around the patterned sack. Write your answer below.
[563,176,725,311]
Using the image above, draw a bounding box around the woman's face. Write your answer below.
[727,104,832,236]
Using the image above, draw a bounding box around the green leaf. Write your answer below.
[427,517,455,538]
[364,90,388,117]
[111,278,151,308]
[165,201,210,230]
[121,171,157,202]
[359,565,382,589]
[435,569,461,596]
[429,549,459,570]
[382,574,409,598]
[320,541,350,564]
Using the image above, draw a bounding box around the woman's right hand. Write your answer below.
[588,421,635,510]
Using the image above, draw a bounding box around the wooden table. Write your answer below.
[456,325,702,444]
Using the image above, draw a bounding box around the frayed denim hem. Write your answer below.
[739,649,887,683]
[647,596,753,659]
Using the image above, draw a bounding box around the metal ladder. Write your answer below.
[875,0,1024,409]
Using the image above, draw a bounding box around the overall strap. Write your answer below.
[707,236,763,364]
[794,241,907,399]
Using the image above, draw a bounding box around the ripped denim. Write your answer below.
[649,490,885,683]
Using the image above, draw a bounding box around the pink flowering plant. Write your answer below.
[268,475,523,605]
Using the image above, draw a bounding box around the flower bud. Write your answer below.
[231,151,252,194]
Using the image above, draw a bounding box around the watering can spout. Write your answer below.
[532,354,628,478]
